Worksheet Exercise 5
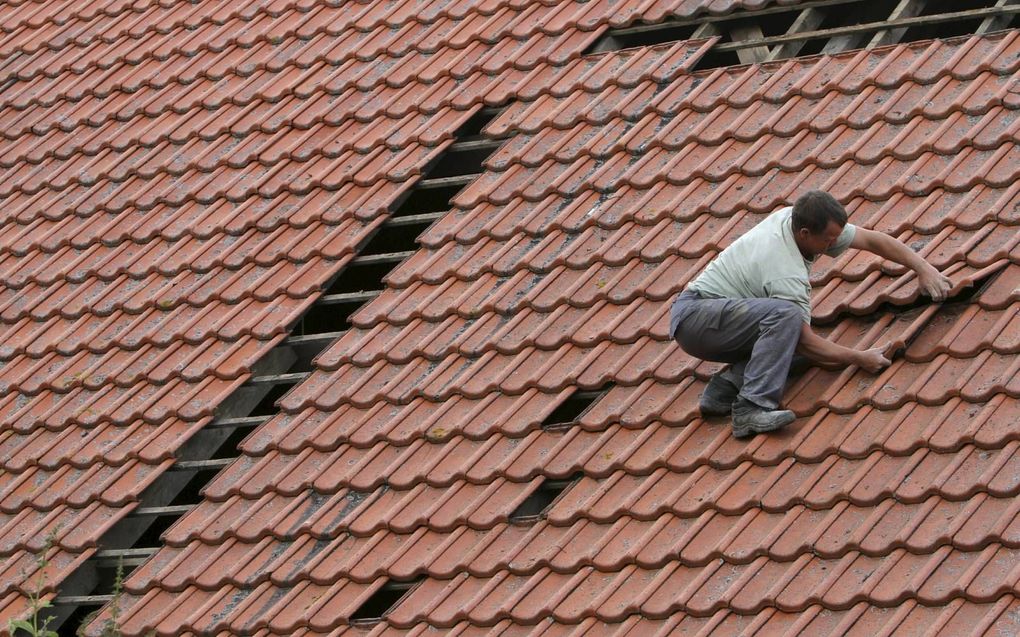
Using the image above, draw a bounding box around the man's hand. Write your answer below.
[917,264,952,301]
[851,229,953,302]
[856,347,891,373]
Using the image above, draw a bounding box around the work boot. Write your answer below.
[700,373,739,417]
[731,398,795,438]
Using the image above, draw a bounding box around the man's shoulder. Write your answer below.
[735,206,795,252]
[766,205,794,223]
[742,206,793,238]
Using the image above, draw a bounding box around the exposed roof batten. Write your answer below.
[592,0,1020,66]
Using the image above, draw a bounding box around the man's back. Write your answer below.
[687,206,856,324]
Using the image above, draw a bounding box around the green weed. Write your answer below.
[8,531,58,637]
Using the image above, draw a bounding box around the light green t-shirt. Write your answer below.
[688,206,856,323]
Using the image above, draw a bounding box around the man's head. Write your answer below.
[791,190,847,258]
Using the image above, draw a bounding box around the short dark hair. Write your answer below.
[792,190,847,234]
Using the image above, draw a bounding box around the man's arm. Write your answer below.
[850,228,952,301]
[797,323,890,373]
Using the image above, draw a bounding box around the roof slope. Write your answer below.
[82,21,1020,637]
[0,0,656,621]
[0,0,1017,633]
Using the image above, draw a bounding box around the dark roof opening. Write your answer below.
[349,577,424,625]
[245,380,296,417]
[59,603,102,637]
[590,0,1019,68]
[391,181,467,217]
[541,387,611,430]
[509,473,583,523]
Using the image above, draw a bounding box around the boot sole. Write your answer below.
[731,412,795,438]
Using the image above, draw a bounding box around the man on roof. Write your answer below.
[669,190,952,439]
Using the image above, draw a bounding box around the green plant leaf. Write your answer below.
[9,619,35,632]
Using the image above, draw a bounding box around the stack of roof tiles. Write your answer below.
[0,0,1017,634]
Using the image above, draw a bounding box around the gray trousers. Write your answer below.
[669,289,803,409]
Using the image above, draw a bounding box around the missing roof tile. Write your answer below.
[589,0,1018,68]
[541,387,613,430]
[391,105,505,218]
[349,577,425,625]
[946,263,1013,304]
[509,473,584,523]
[296,106,509,341]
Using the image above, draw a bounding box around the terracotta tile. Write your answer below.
[985,444,1020,501]
[850,450,932,504]
[942,597,1020,636]
[626,380,700,429]
[0,545,88,597]
[760,505,836,561]
[948,493,1016,550]
[0,502,116,554]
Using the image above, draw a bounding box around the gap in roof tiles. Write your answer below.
[592,0,1020,66]
[51,100,510,632]
[349,576,425,627]
[541,385,613,430]
[45,360,292,627]
[509,473,585,524]
[291,107,506,344]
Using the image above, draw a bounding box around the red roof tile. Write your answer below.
[0,0,1017,634]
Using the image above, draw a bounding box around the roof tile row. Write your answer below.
[162,416,1020,548]
[0,294,312,360]
[425,181,1019,252]
[2,25,600,112]
[489,32,1020,136]
[123,490,1020,593]
[103,545,1020,633]
[214,393,1020,496]
[196,597,1020,637]
[281,297,1020,410]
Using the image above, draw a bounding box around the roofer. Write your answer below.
[669,190,952,438]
